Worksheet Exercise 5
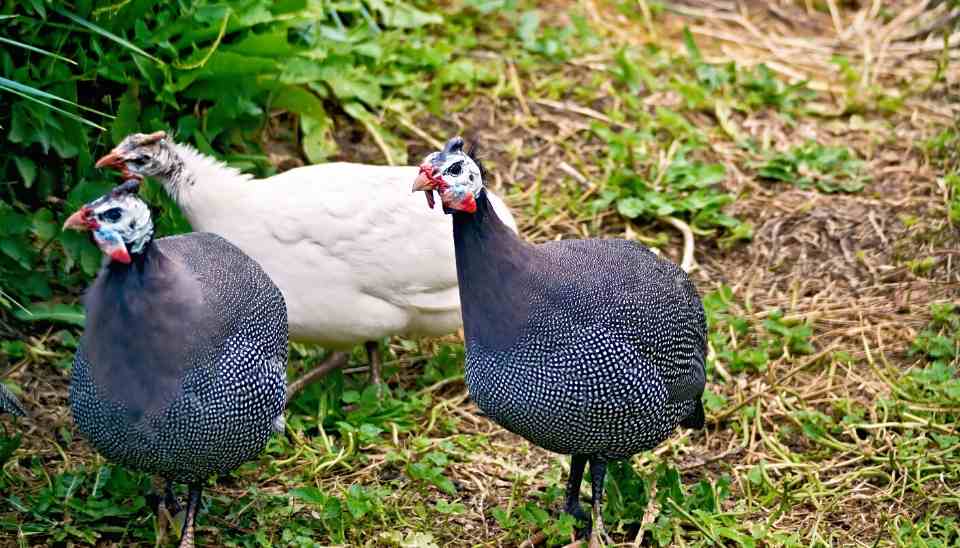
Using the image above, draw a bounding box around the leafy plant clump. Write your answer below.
[758,141,870,193]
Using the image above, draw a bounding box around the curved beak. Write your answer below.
[95,149,124,170]
[412,165,437,192]
[63,207,92,231]
[413,164,441,209]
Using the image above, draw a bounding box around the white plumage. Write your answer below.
[97,133,517,357]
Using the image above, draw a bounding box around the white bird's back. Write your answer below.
[168,147,517,348]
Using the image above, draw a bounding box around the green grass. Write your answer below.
[2,1,960,546]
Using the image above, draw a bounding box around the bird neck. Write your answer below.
[452,190,535,351]
[157,143,253,217]
[106,238,159,272]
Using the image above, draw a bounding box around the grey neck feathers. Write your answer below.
[156,142,196,196]
[161,142,254,202]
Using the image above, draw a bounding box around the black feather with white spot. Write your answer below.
[70,223,287,484]
[0,383,26,417]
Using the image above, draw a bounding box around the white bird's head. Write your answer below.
[95,131,174,181]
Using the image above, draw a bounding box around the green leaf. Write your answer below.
[54,8,164,65]
[111,85,141,144]
[0,238,35,269]
[616,197,647,218]
[682,27,703,65]
[13,302,85,326]
[0,434,22,467]
[368,0,442,28]
[13,157,37,188]
[290,486,328,506]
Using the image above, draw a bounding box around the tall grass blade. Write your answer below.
[0,76,113,118]
[53,8,163,65]
[0,36,78,65]
[0,83,106,130]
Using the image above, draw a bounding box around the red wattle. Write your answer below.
[110,249,132,264]
[462,193,477,213]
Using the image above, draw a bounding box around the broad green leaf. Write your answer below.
[13,302,85,326]
[13,156,36,188]
[290,486,328,506]
[617,197,646,218]
[111,85,141,144]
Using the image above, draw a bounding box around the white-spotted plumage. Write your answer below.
[70,232,287,483]
[419,137,707,542]
[0,382,26,417]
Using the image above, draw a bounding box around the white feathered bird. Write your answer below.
[95,131,517,396]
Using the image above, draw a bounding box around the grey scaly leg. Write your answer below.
[285,352,350,403]
[588,458,613,548]
[366,341,383,395]
[177,484,202,548]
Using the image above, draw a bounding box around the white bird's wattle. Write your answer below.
[159,143,518,349]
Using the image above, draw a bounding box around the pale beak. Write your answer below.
[95,149,124,170]
[412,165,437,192]
[413,164,440,209]
[63,208,92,231]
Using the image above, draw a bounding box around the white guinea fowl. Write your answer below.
[96,131,517,395]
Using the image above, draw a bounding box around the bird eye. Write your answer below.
[128,156,146,166]
[446,161,463,177]
[100,207,123,223]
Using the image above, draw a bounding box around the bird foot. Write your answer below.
[587,517,613,548]
[564,502,589,525]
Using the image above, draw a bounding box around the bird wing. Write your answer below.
[250,163,463,314]
[0,382,26,417]
[538,238,707,405]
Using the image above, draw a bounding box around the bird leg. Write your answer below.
[164,480,183,515]
[564,454,589,524]
[285,351,349,403]
[588,459,613,548]
[177,484,202,548]
[365,341,384,396]
[157,480,181,539]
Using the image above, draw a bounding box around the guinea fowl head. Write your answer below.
[412,136,485,214]
[63,180,153,264]
[95,130,171,181]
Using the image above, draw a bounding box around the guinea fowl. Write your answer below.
[64,181,288,548]
[0,383,26,417]
[95,131,517,397]
[412,138,707,546]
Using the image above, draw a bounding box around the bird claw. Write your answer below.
[588,527,614,548]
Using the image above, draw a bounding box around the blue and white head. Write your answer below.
[62,180,154,264]
[412,137,484,214]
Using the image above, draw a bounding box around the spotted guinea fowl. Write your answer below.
[95,131,517,398]
[412,137,707,546]
[0,382,26,417]
[64,181,287,548]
